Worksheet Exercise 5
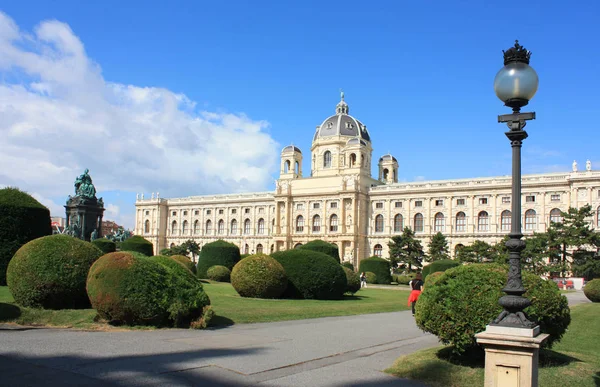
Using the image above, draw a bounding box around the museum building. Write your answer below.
[134,94,600,267]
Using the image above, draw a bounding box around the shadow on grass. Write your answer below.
[539,349,581,367]
[208,315,235,329]
[593,371,599,386]
[436,346,485,368]
[0,302,21,321]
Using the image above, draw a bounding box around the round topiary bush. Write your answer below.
[358,257,392,284]
[231,254,288,298]
[416,264,570,355]
[7,234,103,309]
[298,240,340,263]
[424,271,444,287]
[271,249,347,300]
[396,274,415,285]
[422,259,460,279]
[343,266,361,294]
[119,235,154,256]
[341,261,354,271]
[170,255,196,274]
[365,271,377,284]
[207,265,231,282]
[92,239,117,254]
[583,279,600,302]
[0,187,52,285]
[197,240,240,278]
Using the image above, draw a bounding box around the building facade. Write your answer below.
[135,95,600,267]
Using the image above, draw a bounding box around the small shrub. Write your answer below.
[343,267,361,294]
[584,279,600,302]
[92,239,117,254]
[231,254,287,298]
[298,240,340,263]
[170,254,196,274]
[7,235,102,309]
[190,306,215,329]
[197,240,240,278]
[207,265,231,282]
[341,261,354,271]
[119,235,154,256]
[359,257,392,284]
[365,271,377,284]
[422,259,460,279]
[271,249,347,300]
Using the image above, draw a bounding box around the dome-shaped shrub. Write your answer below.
[341,261,354,271]
[7,235,102,309]
[343,266,361,294]
[416,264,570,355]
[119,235,154,256]
[170,254,196,274]
[0,187,52,285]
[365,271,377,284]
[271,249,347,300]
[584,279,600,302]
[231,254,287,298]
[197,240,240,278]
[92,239,117,254]
[207,265,231,282]
[424,271,444,287]
[359,257,392,284]
[422,259,460,279]
[298,240,340,263]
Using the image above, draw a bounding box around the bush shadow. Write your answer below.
[208,315,235,329]
[539,349,581,368]
[0,302,21,321]
[436,346,485,368]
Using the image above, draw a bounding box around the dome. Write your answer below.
[379,154,397,162]
[282,145,301,153]
[313,92,371,143]
[346,137,367,146]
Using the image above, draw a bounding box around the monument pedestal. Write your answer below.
[65,197,105,241]
[475,326,548,387]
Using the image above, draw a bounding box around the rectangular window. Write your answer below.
[435,199,444,206]
[218,209,223,215]
[183,211,188,216]
[526,195,536,203]
[172,211,177,216]
[259,208,264,214]
[145,211,149,215]
[375,202,383,209]
[456,198,465,206]
[231,209,237,214]
[206,210,211,215]
[296,203,304,210]
[502,196,511,204]
[245,208,250,214]
[330,202,338,209]
[394,201,402,208]
[194,210,199,215]
[479,198,488,205]
[313,203,320,209]
[550,194,560,202]
[415,200,423,207]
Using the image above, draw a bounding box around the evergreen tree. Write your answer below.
[456,240,496,263]
[427,232,450,262]
[521,233,555,276]
[388,227,425,272]
[181,239,201,263]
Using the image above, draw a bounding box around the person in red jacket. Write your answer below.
[408,273,424,316]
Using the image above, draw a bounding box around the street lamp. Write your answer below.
[492,40,539,329]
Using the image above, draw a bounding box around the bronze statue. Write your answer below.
[74,168,97,199]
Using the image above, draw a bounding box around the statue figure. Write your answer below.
[151,192,155,199]
[586,159,592,171]
[136,193,139,200]
[74,169,97,199]
[90,229,98,241]
[572,160,578,172]
[156,192,160,199]
[98,197,104,207]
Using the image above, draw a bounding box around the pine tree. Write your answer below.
[388,227,425,272]
[456,240,496,263]
[427,232,450,262]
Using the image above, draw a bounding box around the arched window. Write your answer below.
[244,244,249,254]
[349,153,356,167]
[598,206,600,228]
[374,244,383,257]
[501,210,511,231]
[193,220,200,235]
[205,220,212,235]
[171,220,178,235]
[454,244,464,257]
[271,218,275,234]
[256,244,263,254]
[434,213,445,232]
[294,243,303,249]
[295,215,304,232]
[257,218,265,234]
[414,213,424,232]
[478,211,489,232]
[295,161,299,174]
[330,214,338,232]
[549,208,562,224]
[217,219,224,234]
[383,168,389,180]
[375,214,384,233]
[525,209,537,230]
[284,160,290,173]
[170,243,175,248]
[182,220,189,235]
[323,151,332,168]
[244,218,251,234]
[228,219,238,234]
[270,244,275,253]
[394,214,403,232]
[455,212,466,232]
[312,215,321,232]
[144,219,150,234]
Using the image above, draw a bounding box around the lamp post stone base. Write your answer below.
[475,327,548,387]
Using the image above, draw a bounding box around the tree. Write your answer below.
[456,240,496,263]
[388,227,425,272]
[427,232,450,262]
[521,233,555,276]
[159,239,201,263]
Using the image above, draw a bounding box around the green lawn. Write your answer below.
[385,303,600,387]
[0,284,411,329]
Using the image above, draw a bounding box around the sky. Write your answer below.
[0,1,598,229]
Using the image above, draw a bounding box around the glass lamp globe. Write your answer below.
[494,62,539,104]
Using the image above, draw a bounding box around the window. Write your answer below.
[172,211,177,216]
[393,214,403,232]
[434,213,445,232]
[145,210,149,215]
[230,219,238,234]
[312,215,321,232]
[525,209,537,230]
[183,211,188,216]
[194,210,199,215]
[456,212,466,232]
[313,202,320,209]
[193,220,200,235]
[244,244,249,254]
[375,214,384,233]
[324,151,332,168]
[206,209,211,215]
[414,213,424,232]
[296,203,304,210]
[244,219,251,234]
[598,206,600,227]
[217,219,224,234]
[456,198,465,206]
[182,220,189,235]
[479,198,488,205]
[349,153,356,167]
[526,195,536,203]
[502,196,511,204]
[374,244,383,257]
[218,209,224,215]
[245,208,250,214]
[394,201,402,208]
[550,208,562,223]
[435,200,444,206]
[330,214,338,232]
[144,220,150,234]
[257,218,265,234]
[478,211,489,231]
[375,202,383,209]
[415,200,423,207]
[232,209,237,214]
[501,210,511,231]
[330,202,338,209]
[294,243,303,249]
[259,208,264,214]
[551,194,560,202]
[296,215,304,232]
[256,244,263,254]
[171,220,178,235]
[205,220,212,234]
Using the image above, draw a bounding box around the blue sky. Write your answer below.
[1,1,598,228]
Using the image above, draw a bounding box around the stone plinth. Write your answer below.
[65,196,105,241]
[476,326,549,387]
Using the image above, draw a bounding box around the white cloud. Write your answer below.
[0,12,280,209]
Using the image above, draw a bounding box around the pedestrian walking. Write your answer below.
[360,272,367,288]
[408,273,423,316]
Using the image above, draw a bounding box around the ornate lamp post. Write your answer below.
[492,40,539,328]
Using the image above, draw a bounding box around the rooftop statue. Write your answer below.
[74,168,97,199]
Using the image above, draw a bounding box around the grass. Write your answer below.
[385,303,600,387]
[0,284,411,329]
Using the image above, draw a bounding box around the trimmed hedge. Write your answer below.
[358,257,392,284]
[584,279,600,302]
[0,187,52,285]
[7,235,102,309]
[271,249,347,300]
[119,235,154,256]
[422,259,460,279]
[231,254,288,298]
[341,261,354,271]
[416,264,571,355]
[92,239,117,254]
[207,265,231,282]
[197,240,240,278]
[395,274,415,285]
[170,254,196,274]
[365,271,377,284]
[424,271,444,287]
[298,240,340,263]
[343,266,361,294]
